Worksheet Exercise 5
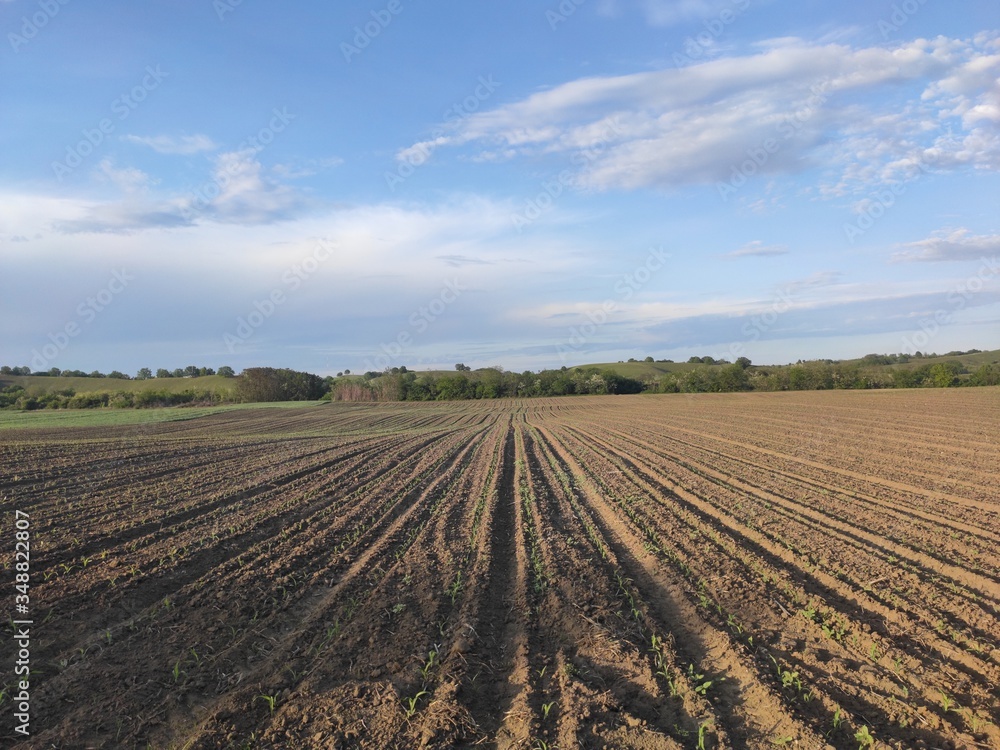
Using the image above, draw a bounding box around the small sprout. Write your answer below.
[697,720,714,750]
[832,706,844,730]
[403,689,427,719]
[854,725,874,749]
[446,572,462,604]
[257,693,278,714]
[541,701,555,720]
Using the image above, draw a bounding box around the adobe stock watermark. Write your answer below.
[385,75,500,192]
[362,279,467,372]
[901,256,1000,354]
[878,0,929,39]
[556,246,671,362]
[673,0,751,67]
[8,0,71,53]
[28,269,134,371]
[51,65,168,182]
[224,239,336,353]
[181,107,295,222]
[546,0,586,30]
[718,283,798,363]
[213,0,244,21]
[716,82,829,202]
[510,117,624,232]
[340,0,403,63]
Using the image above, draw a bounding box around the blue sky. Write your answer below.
[2,0,998,375]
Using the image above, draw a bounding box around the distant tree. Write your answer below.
[736,356,752,369]
[156,368,171,378]
[644,356,654,363]
[343,369,351,375]
[235,367,326,402]
[0,366,11,375]
[89,370,106,378]
[136,367,153,380]
[108,371,129,379]
[199,367,215,376]
[217,366,235,378]
[455,363,471,371]
[717,363,751,391]
[184,365,200,377]
[436,375,471,400]
[337,372,344,377]
[969,363,1000,386]
[172,368,184,378]
[929,362,962,387]
[48,367,61,376]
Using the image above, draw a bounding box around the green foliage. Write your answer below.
[234,367,326,402]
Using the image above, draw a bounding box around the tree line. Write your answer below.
[1,357,998,411]
[0,365,235,379]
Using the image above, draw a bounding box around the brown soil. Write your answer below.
[1,388,997,749]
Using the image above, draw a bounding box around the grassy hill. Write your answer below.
[582,348,1000,377]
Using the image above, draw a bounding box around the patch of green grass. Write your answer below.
[0,374,233,395]
[0,401,322,431]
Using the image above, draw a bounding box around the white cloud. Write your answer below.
[96,159,154,195]
[892,228,1000,262]
[726,240,788,258]
[272,157,344,178]
[121,134,218,154]
[52,150,308,233]
[410,35,1000,195]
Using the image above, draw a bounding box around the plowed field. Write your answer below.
[2,389,998,749]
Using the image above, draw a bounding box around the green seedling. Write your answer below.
[832,706,844,730]
[403,689,427,719]
[697,720,713,750]
[257,693,278,714]
[542,701,555,720]
[939,691,955,713]
[854,725,874,749]
[447,572,462,604]
[419,649,438,681]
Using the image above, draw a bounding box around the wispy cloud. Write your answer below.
[726,240,788,258]
[121,133,218,155]
[54,149,309,233]
[892,228,1000,262]
[273,157,344,178]
[437,254,495,267]
[409,35,1000,195]
[96,159,155,195]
